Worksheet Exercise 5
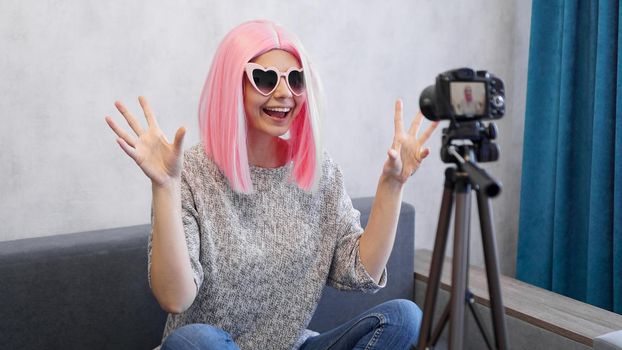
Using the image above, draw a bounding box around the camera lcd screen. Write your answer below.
[450,82,486,117]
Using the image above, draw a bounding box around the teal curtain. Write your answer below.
[517,0,622,313]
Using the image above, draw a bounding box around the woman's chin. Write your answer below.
[269,127,291,138]
[262,114,293,136]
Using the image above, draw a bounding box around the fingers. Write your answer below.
[408,111,424,136]
[418,121,440,145]
[116,137,138,161]
[419,147,431,160]
[138,96,160,129]
[392,100,404,149]
[115,100,145,136]
[173,126,186,154]
[390,100,440,161]
[404,108,440,144]
[386,148,402,175]
[105,116,137,148]
[387,148,399,161]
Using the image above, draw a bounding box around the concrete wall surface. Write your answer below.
[0,0,532,276]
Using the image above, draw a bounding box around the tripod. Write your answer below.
[415,142,509,350]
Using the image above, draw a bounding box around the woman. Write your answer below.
[105,20,438,350]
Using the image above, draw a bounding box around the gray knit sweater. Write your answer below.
[148,144,386,350]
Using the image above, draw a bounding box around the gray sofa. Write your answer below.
[0,197,415,350]
[595,332,622,350]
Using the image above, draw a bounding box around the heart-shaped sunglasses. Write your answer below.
[244,63,305,96]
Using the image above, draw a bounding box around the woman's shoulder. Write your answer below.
[184,143,207,162]
[318,150,345,187]
[319,150,337,172]
[182,143,222,181]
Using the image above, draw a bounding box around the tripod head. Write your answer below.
[441,120,502,197]
[440,120,499,164]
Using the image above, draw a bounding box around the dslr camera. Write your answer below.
[419,68,505,121]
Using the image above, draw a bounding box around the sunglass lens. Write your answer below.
[288,71,305,95]
[252,69,278,94]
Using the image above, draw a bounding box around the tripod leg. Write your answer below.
[416,169,456,350]
[449,180,471,350]
[467,291,494,350]
[430,302,450,346]
[476,192,509,350]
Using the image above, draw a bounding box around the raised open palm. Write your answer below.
[384,99,439,183]
[105,96,186,187]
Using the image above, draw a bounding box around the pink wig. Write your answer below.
[198,20,323,194]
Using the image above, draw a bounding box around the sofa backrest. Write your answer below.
[0,225,166,350]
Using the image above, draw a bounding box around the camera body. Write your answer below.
[419,68,505,122]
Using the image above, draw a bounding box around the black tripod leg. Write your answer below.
[449,180,471,350]
[476,192,509,350]
[416,169,456,350]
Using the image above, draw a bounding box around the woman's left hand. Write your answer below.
[383,99,439,184]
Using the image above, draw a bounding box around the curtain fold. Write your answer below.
[517,0,621,313]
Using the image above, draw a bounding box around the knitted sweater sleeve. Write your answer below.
[324,159,387,293]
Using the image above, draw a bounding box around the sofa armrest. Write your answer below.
[595,331,622,350]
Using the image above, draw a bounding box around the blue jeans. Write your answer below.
[161,299,422,350]
[161,324,240,350]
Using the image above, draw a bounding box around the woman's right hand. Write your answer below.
[105,96,186,188]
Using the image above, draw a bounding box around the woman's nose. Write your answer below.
[272,76,292,98]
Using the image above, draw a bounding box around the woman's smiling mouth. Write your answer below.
[263,106,291,119]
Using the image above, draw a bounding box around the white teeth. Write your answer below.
[264,107,291,113]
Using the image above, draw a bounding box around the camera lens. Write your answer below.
[419,85,439,121]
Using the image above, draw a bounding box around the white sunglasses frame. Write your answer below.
[244,62,305,96]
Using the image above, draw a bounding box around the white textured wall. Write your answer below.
[0,1,531,276]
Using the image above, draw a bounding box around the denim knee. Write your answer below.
[161,323,239,350]
[381,299,423,340]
